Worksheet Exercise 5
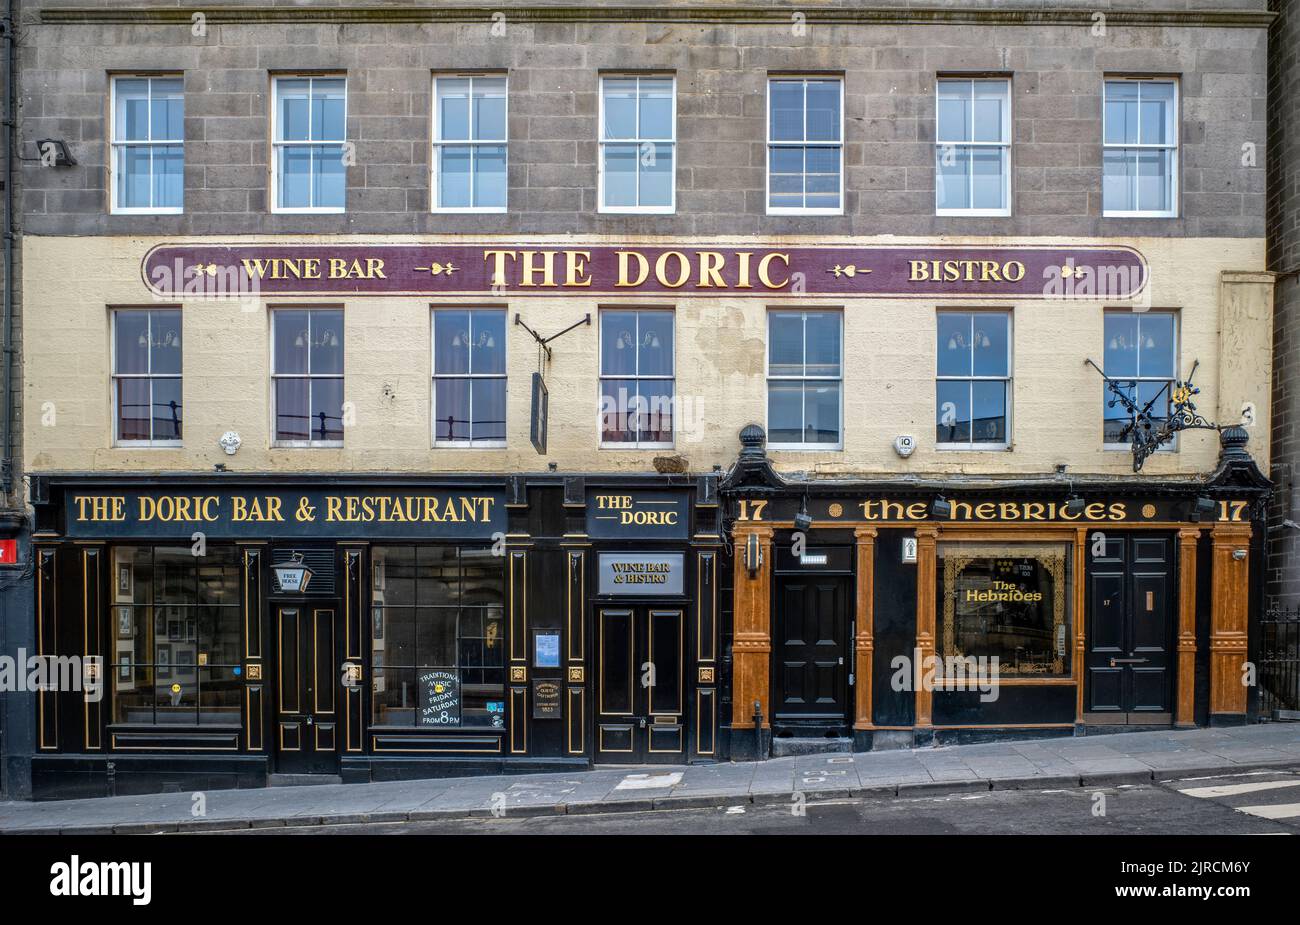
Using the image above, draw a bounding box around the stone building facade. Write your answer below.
[4,1,1279,798]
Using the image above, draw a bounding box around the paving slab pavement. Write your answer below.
[2,724,1298,834]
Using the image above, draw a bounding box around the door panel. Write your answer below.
[773,577,850,723]
[1085,535,1174,723]
[275,605,340,774]
[595,606,685,763]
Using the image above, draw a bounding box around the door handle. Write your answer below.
[1109,657,1149,667]
[637,717,647,729]
[305,715,314,725]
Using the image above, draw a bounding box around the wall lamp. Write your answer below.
[1192,495,1216,521]
[931,496,952,518]
[1064,495,1086,517]
[793,496,813,533]
[744,533,763,578]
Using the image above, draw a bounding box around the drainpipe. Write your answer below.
[0,0,15,500]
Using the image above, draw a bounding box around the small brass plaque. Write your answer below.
[510,665,527,682]
[698,666,715,684]
[246,663,263,681]
[567,666,585,683]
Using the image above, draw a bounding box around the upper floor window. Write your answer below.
[432,75,507,212]
[272,76,347,212]
[272,308,344,445]
[433,308,507,446]
[936,311,1012,449]
[599,309,674,447]
[110,76,184,214]
[936,78,1011,216]
[599,76,675,213]
[767,77,843,214]
[112,308,182,445]
[767,310,842,449]
[1103,79,1178,217]
[1103,310,1178,446]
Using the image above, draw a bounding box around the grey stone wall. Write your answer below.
[1267,0,1300,608]
[14,2,1269,239]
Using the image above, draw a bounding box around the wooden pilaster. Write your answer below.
[853,527,876,730]
[1209,523,1252,720]
[914,525,938,728]
[731,525,773,728]
[1176,528,1201,727]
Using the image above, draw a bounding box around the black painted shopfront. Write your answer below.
[25,472,720,799]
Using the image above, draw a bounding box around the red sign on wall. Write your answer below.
[0,538,18,565]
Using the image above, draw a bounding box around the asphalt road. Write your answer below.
[234,767,1300,836]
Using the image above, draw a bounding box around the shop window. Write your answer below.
[936,310,1011,449]
[936,541,1073,680]
[272,76,347,212]
[432,74,507,211]
[599,308,675,448]
[112,308,183,445]
[599,75,675,212]
[1103,79,1178,217]
[110,546,243,725]
[370,546,506,728]
[1102,311,1177,447]
[767,309,842,449]
[935,77,1011,215]
[272,307,344,445]
[110,75,184,213]
[432,308,507,446]
[767,76,843,214]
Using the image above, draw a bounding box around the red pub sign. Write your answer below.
[142,243,1148,300]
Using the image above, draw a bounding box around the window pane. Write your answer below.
[971,147,1005,210]
[277,79,311,141]
[374,547,416,607]
[601,310,639,376]
[639,143,673,206]
[1139,82,1174,146]
[637,311,674,377]
[1137,379,1172,429]
[936,379,971,444]
[279,146,312,208]
[771,145,803,177]
[936,146,970,210]
[638,79,674,140]
[434,378,471,442]
[119,146,153,209]
[1102,149,1135,212]
[469,310,506,375]
[971,380,1007,444]
[117,378,151,441]
[309,378,344,441]
[767,380,804,444]
[416,546,460,606]
[471,378,506,442]
[146,310,182,374]
[198,605,239,666]
[1138,314,1176,377]
[114,312,149,375]
[313,78,347,140]
[768,312,804,376]
[972,314,1010,378]
[603,144,638,207]
[275,378,310,441]
[637,380,673,443]
[385,609,416,666]
[115,78,150,141]
[1136,149,1170,213]
[439,145,472,208]
[603,79,638,139]
[1102,380,1136,443]
[805,146,840,209]
[472,79,507,141]
[804,312,841,377]
[472,144,507,208]
[1103,313,1139,378]
[155,665,197,724]
[937,313,973,377]
[936,81,970,143]
[804,80,840,142]
[151,78,185,139]
[313,144,347,209]
[972,80,1007,143]
[600,378,638,443]
[309,310,344,376]
[372,667,416,726]
[416,608,458,668]
[438,78,470,140]
[153,145,184,209]
[769,80,805,142]
[803,382,840,444]
[198,667,241,724]
[273,310,309,375]
[113,664,153,724]
[1104,81,1139,145]
[434,310,471,375]
[152,377,183,441]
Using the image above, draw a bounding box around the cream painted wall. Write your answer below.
[21,234,1270,479]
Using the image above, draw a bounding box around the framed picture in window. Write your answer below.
[117,606,133,638]
[116,563,133,602]
[168,619,182,641]
[372,606,384,641]
[116,643,134,689]
[156,644,171,680]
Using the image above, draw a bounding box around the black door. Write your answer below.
[275,603,340,773]
[594,606,684,763]
[773,575,851,726]
[1086,535,1174,723]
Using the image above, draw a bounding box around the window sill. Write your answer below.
[430,206,508,214]
[936,209,1011,218]
[597,206,676,215]
[935,443,1012,452]
[272,441,345,449]
[111,208,184,216]
[113,441,183,449]
[766,207,844,217]
[599,442,675,451]
[270,207,347,215]
[1102,211,1178,219]
[433,441,507,449]
[768,444,844,452]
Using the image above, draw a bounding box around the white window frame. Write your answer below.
[270,75,348,215]
[765,309,844,451]
[934,77,1012,218]
[765,76,845,216]
[111,308,183,448]
[597,75,677,215]
[935,309,1013,451]
[1102,78,1179,218]
[109,75,185,215]
[431,74,509,214]
[431,307,508,448]
[1102,309,1180,451]
[598,308,676,450]
[270,307,345,448]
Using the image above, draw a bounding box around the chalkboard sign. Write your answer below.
[418,669,461,726]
